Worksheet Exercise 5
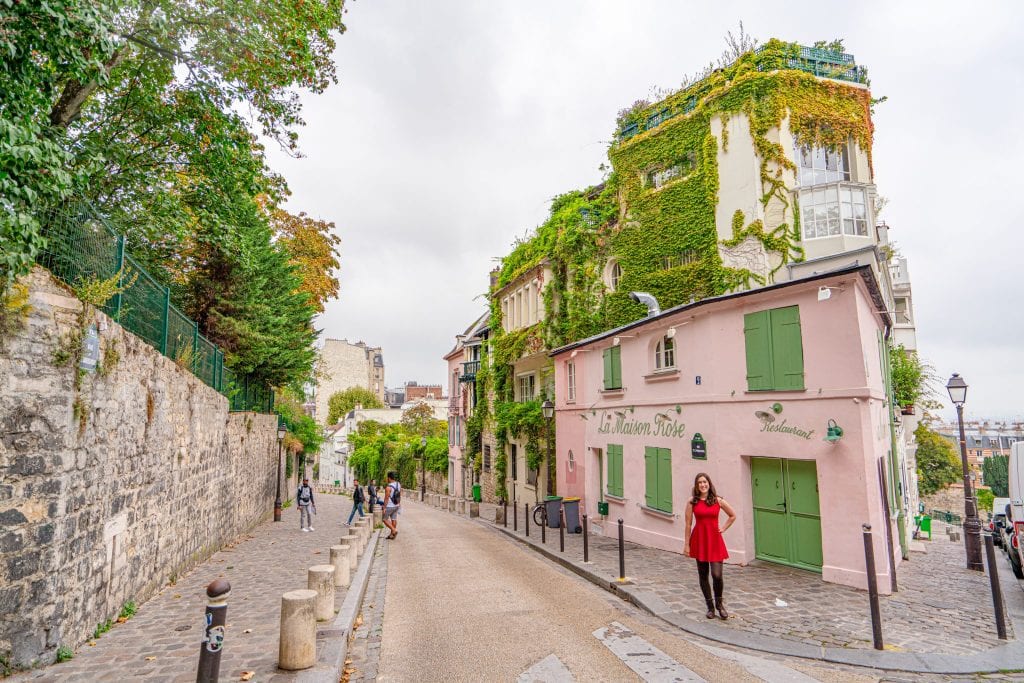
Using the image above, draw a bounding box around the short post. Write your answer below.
[559,508,565,553]
[617,518,625,581]
[514,500,518,532]
[541,509,546,544]
[340,534,358,569]
[278,589,317,671]
[984,534,1009,639]
[196,579,230,683]
[525,502,530,538]
[329,545,351,588]
[308,565,336,622]
[583,513,590,563]
[862,524,884,650]
[503,500,508,528]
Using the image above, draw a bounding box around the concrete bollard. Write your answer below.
[469,502,480,518]
[373,508,383,527]
[340,533,359,566]
[354,519,369,543]
[495,505,506,525]
[279,589,317,670]
[329,545,351,588]
[457,498,466,515]
[308,565,336,622]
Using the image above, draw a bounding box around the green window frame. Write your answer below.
[743,305,805,391]
[606,444,624,497]
[644,447,673,513]
[602,345,622,390]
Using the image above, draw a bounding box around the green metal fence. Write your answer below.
[36,200,274,413]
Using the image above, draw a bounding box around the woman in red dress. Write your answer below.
[683,472,736,619]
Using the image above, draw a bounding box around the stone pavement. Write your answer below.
[14,491,366,682]
[343,536,387,682]
[459,498,1021,665]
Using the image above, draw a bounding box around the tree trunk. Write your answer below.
[49,46,130,128]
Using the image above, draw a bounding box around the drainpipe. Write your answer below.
[883,324,910,561]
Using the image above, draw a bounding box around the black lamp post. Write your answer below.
[946,372,983,571]
[274,418,286,522]
[420,436,427,499]
[542,399,555,496]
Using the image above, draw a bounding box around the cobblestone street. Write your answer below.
[13,491,360,682]
[475,501,1019,657]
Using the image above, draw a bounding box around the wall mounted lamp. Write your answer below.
[825,419,844,443]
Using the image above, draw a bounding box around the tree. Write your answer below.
[275,390,322,455]
[915,423,962,496]
[327,387,383,425]
[272,207,341,313]
[983,455,1009,497]
[400,401,437,437]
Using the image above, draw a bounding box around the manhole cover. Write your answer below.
[174,624,192,631]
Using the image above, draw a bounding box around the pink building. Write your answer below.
[550,265,901,592]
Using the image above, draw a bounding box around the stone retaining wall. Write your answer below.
[0,268,279,670]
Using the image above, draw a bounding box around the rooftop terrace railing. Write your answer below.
[35,200,274,413]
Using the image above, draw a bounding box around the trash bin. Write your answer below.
[334,480,340,487]
[472,484,482,503]
[544,496,563,528]
[919,515,931,540]
[562,497,582,533]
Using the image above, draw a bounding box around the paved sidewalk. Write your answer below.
[15,491,366,682]
[344,536,388,682]
[451,497,1024,673]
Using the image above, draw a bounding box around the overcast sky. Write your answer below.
[264,1,1023,422]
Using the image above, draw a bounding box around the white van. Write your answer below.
[1007,443,1024,577]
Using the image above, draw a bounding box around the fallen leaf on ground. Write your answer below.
[173,594,182,599]
[116,617,127,624]
[145,656,157,661]
[242,629,252,634]
[88,641,96,647]
[240,672,255,681]
[353,615,363,629]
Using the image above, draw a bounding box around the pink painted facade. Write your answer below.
[551,266,901,593]
[445,346,467,499]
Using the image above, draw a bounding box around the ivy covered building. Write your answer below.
[447,40,922,571]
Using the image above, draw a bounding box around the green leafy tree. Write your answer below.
[890,344,925,409]
[327,387,383,425]
[400,402,437,437]
[275,390,322,455]
[983,455,1009,498]
[915,423,962,496]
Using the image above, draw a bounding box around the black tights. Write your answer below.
[697,561,724,603]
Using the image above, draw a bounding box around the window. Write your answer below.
[566,361,576,401]
[644,447,672,512]
[894,297,911,325]
[527,466,538,487]
[483,444,491,472]
[743,306,805,391]
[518,374,536,402]
[607,444,624,497]
[646,152,696,189]
[605,260,622,291]
[602,345,622,390]
[797,144,850,186]
[655,336,675,370]
[511,444,518,481]
[799,185,869,239]
[660,251,698,270]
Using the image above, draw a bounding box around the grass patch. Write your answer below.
[119,601,137,620]
[55,646,74,663]
[92,619,113,640]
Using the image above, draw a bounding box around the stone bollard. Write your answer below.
[340,533,359,567]
[495,505,506,525]
[279,589,317,670]
[329,545,351,588]
[432,493,439,507]
[355,520,370,546]
[449,497,457,512]
[308,565,336,622]
[373,507,383,527]
[469,502,480,518]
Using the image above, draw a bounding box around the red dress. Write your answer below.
[689,499,729,562]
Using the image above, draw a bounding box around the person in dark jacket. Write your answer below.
[367,479,377,513]
[346,478,366,526]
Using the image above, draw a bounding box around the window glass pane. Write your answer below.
[843,218,854,235]
[825,186,838,203]
[813,169,826,185]
[813,147,826,169]
[856,219,868,236]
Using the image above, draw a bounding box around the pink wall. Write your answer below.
[553,271,899,592]
[446,353,466,499]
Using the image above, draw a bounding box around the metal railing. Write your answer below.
[35,200,274,413]
[460,360,480,382]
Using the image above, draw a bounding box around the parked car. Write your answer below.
[991,497,1010,547]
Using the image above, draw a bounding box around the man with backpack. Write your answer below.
[382,471,401,539]
[297,478,316,532]
[346,478,366,526]
[367,479,377,513]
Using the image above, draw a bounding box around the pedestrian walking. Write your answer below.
[367,479,377,513]
[346,478,366,526]
[297,478,316,532]
[381,471,402,539]
[683,472,736,619]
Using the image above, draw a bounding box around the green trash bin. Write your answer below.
[919,515,932,540]
[544,496,563,528]
[472,484,482,502]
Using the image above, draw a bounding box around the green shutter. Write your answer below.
[644,447,657,508]
[657,448,673,512]
[603,348,613,390]
[744,310,773,391]
[607,444,623,497]
[612,346,622,388]
[769,306,804,390]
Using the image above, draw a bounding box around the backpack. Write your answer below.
[298,485,312,505]
[388,481,401,505]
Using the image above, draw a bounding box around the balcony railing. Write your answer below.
[448,396,462,416]
[459,360,480,382]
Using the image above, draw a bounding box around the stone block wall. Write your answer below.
[0,268,279,669]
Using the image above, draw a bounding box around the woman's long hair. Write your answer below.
[691,472,718,507]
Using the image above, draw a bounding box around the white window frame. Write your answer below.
[605,260,622,292]
[518,373,536,402]
[566,361,576,402]
[798,183,869,240]
[655,336,675,370]
[796,143,851,187]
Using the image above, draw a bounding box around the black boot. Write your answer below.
[705,599,716,619]
[715,598,729,620]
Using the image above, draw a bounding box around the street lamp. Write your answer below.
[420,436,427,499]
[274,418,286,522]
[542,399,555,496]
[946,372,983,571]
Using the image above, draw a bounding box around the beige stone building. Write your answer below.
[314,338,385,425]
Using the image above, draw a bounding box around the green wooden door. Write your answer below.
[750,458,822,572]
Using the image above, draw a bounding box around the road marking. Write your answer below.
[517,654,574,683]
[693,642,821,683]
[593,621,707,682]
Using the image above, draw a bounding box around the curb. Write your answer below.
[296,528,382,683]
[479,518,1024,675]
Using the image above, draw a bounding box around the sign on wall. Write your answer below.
[691,433,707,460]
[79,325,100,373]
